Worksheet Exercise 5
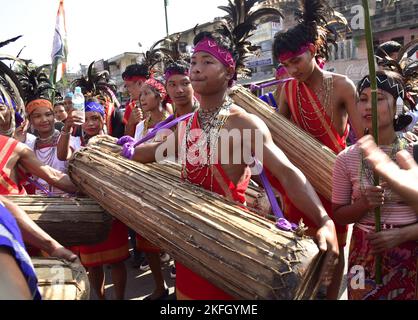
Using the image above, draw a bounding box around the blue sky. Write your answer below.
[0,0,227,71]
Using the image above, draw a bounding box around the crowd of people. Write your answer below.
[1,0,417,300]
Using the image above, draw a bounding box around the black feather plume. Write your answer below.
[378,39,418,109]
[217,0,283,78]
[71,61,118,104]
[300,0,347,61]
[141,38,176,77]
[15,61,55,104]
[0,35,23,49]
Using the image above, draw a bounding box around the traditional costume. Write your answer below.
[332,50,418,299]
[0,135,26,195]
[27,100,81,195]
[132,78,171,254]
[0,60,37,195]
[62,95,130,267]
[334,142,417,300]
[173,0,281,300]
[177,98,252,300]
[270,0,350,245]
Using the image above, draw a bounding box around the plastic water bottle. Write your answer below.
[72,87,85,125]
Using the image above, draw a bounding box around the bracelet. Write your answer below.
[61,130,71,136]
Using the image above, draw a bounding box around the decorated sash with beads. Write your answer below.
[285,79,348,154]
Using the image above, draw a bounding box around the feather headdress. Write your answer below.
[274,0,349,62]
[71,61,120,107]
[216,0,283,77]
[141,38,175,78]
[377,39,418,108]
[0,35,27,131]
[15,61,54,105]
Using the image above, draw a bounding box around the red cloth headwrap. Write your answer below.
[123,76,147,82]
[144,78,167,101]
[277,43,313,63]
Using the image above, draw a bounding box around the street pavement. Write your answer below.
[91,225,353,300]
[90,254,176,300]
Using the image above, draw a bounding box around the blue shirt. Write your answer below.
[0,203,41,300]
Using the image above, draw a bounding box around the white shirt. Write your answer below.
[32,136,81,195]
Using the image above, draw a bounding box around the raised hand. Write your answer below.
[13,120,30,143]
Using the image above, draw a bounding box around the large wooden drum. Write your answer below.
[32,258,90,300]
[7,196,112,247]
[68,136,326,300]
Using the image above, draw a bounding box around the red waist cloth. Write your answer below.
[79,219,129,268]
[278,80,350,245]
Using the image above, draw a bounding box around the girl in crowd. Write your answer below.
[332,69,418,300]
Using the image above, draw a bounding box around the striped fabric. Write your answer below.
[332,142,418,226]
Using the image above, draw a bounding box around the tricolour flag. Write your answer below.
[51,0,68,83]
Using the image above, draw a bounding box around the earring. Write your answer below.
[395,97,404,118]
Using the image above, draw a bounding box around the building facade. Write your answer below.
[326,0,418,81]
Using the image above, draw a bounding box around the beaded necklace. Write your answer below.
[296,75,333,138]
[359,136,408,222]
[181,97,232,191]
[35,130,61,168]
[143,110,169,137]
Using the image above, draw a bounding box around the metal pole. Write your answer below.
[164,0,169,36]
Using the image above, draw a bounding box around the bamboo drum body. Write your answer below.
[68,136,325,300]
[6,196,112,246]
[33,258,90,300]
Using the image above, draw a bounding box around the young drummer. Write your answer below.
[123,14,339,300]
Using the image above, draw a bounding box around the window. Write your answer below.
[328,39,356,61]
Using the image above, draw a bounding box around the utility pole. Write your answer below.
[164,0,169,36]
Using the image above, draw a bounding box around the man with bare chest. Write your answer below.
[272,0,364,299]
[125,29,339,300]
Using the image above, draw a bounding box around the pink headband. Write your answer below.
[193,37,237,86]
[144,78,167,101]
[278,43,313,63]
[275,66,288,78]
[193,37,236,70]
[164,69,189,82]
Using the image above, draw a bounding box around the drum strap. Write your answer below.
[133,113,192,147]
[256,160,297,232]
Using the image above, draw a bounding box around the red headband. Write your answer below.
[123,76,147,82]
[144,78,167,101]
[278,43,313,63]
